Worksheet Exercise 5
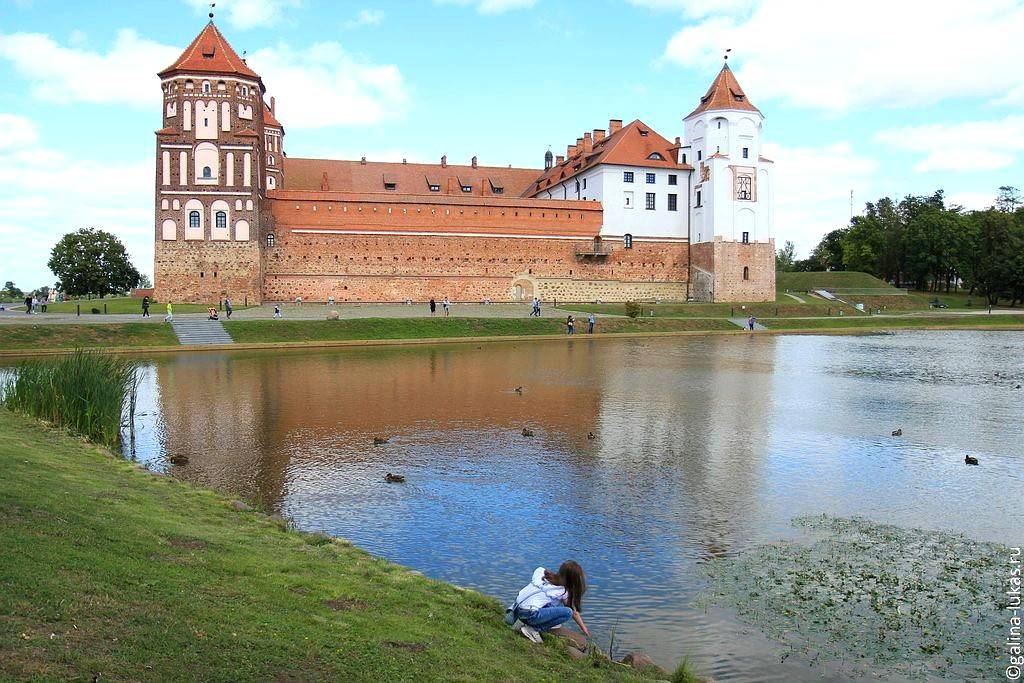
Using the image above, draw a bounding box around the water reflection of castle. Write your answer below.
[153,337,776,524]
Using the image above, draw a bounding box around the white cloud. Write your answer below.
[627,0,754,18]
[0,30,408,128]
[762,141,878,255]
[653,0,1024,112]
[184,0,302,30]
[0,114,153,286]
[0,29,177,107]
[874,115,1024,172]
[0,113,39,150]
[249,42,408,128]
[946,192,997,211]
[344,9,384,29]
[434,0,537,14]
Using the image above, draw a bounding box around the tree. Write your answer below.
[809,228,847,271]
[775,240,796,271]
[2,281,24,300]
[138,273,153,289]
[33,285,51,301]
[996,186,1021,213]
[48,228,140,298]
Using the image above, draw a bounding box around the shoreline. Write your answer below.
[0,408,670,681]
[2,322,1023,358]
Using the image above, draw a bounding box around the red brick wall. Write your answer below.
[690,238,774,302]
[264,193,690,302]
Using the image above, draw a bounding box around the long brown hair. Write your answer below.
[546,560,586,612]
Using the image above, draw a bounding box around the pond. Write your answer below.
[123,331,1023,681]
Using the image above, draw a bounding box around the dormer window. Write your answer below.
[639,129,649,137]
[461,185,472,193]
[428,184,440,192]
[384,182,396,191]
[492,187,504,194]
[647,152,664,161]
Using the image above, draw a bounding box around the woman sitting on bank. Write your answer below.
[507,561,589,643]
[207,307,219,321]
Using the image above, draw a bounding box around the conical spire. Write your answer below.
[158,22,261,82]
[686,63,760,118]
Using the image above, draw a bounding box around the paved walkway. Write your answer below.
[2,302,1022,327]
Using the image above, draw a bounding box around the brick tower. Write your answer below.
[153,21,278,304]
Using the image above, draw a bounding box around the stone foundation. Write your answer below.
[690,238,774,302]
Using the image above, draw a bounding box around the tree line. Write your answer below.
[777,186,1024,305]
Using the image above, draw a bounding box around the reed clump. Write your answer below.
[2,350,138,448]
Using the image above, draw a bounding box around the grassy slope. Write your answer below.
[565,299,859,318]
[763,314,1024,330]
[0,409,656,682]
[0,323,179,350]
[776,271,894,292]
[224,317,737,343]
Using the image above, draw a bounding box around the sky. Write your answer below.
[2,0,1023,289]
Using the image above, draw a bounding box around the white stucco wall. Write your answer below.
[684,109,774,244]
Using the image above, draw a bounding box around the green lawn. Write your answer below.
[762,314,1024,330]
[41,297,239,315]
[0,408,668,681]
[0,323,179,350]
[224,316,737,343]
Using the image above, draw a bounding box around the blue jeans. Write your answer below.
[519,605,573,632]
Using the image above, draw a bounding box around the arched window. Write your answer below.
[743,266,750,281]
[189,211,201,228]
[266,233,276,248]
[215,211,227,229]
[202,81,211,94]
[268,154,274,166]
[202,166,212,179]
[241,85,249,97]
[624,233,634,249]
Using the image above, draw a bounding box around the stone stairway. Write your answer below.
[729,317,768,331]
[171,318,234,345]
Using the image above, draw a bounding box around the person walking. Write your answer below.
[442,298,450,316]
[429,298,436,316]
[23,296,31,314]
[566,315,575,335]
[747,315,756,331]
[141,296,150,317]
[31,296,38,314]
[225,297,233,319]
[164,301,173,322]
[532,298,541,317]
[273,304,282,319]
[587,312,596,334]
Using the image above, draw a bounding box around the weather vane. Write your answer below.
[724,48,732,62]
[209,2,216,20]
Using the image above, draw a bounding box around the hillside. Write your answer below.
[777,271,897,293]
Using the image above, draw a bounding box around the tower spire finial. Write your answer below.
[723,47,732,63]
[209,2,216,20]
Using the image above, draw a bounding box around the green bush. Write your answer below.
[624,301,642,318]
[2,350,138,448]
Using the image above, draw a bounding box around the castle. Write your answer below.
[153,22,775,305]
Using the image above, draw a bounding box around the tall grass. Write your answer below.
[2,350,138,449]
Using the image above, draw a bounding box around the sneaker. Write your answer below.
[519,624,543,644]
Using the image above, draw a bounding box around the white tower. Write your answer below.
[683,64,773,245]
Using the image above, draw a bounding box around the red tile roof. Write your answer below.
[263,105,283,129]
[155,127,177,136]
[524,119,690,197]
[158,22,261,82]
[283,158,542,197]
[686,63,760,118]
